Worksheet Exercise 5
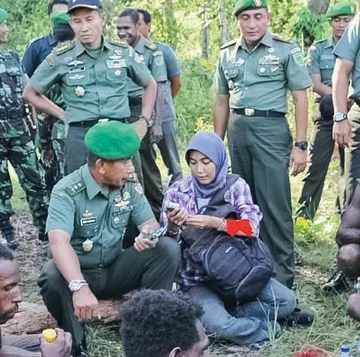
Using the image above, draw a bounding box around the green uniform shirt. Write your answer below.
[46,165,154,268]
[307,36,336,86]
[30,38,153,123]
[128,35,167,100]
[333,14,360,99]
[214,31,312,113]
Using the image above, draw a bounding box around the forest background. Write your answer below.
[3,0,360,356]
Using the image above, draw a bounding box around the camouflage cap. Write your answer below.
[50,11,70,27]
[326,2,357,18]
[0,8,8,24]
[233,0,268,16]
[84,120,140,160]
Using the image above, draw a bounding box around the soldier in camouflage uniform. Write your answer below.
[0,8,49,248]
[36,12,74,193]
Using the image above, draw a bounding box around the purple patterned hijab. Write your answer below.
[185,131,228,199]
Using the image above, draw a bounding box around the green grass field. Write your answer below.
[8,146,359,357]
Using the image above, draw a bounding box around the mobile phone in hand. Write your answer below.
[144,227,167,241]
[166,202,180,212]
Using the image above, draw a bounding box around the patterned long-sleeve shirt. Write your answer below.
[160,176,262,288]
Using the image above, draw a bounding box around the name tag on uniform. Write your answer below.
[320,55,334,60]
[106,59,126,69]
[80,217,97,226]
[69,66,85,73]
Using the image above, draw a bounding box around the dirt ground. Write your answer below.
[6,211,263,357]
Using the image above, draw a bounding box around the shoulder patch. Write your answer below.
[152,50,163,57]
[110,39,128,48]
[54,41,75,56]
[65,181,86,196]
[145,41,157,51]
[221,39,237,50]
[273,36,291,44]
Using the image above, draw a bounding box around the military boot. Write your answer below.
[0,218,18,250]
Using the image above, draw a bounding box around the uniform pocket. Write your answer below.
[111,209,131,229]
[257,64,284,77]
[73,222,98,237]
[105,68,126,82]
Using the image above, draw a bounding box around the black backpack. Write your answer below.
[181,175,273,305]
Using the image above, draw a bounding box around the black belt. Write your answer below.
[233,108,286,118]
[69,118,127,128]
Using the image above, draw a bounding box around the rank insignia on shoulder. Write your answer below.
[146,42,157,50]
[110,39,128,47]
[46,55,55,68]
[54,41,75,55]
[66,181,85,196]
[221,39,237,50]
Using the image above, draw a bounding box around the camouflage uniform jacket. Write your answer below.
[0,47,28,138]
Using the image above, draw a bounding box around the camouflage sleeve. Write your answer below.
[306,43,321,75]
[333,15,360,63]
[149,50,168,82]
[129,182,155,227]
[286,42,313,91]
[29,52,62,94]
[213,55,229,95]
[126,47,153,87]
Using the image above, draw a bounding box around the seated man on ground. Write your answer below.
[120,289,210,357]
[38,121,181,357]
[336,180,360,321]
[160,131,298,345]
[0,243,71,357]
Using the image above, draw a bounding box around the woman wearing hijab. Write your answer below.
[161,131,296,345]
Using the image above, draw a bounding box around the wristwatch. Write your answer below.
[139,115,154,128]
[333,112,348,122]
[294,141,308,151]
[68,280,88,292]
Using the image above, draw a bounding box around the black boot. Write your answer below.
[0,218,18,250]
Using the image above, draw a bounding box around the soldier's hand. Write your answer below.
[132,120,148,140]
[41,148,55,168]
[150,124,163,144]
[72,286,99,321]
[290,147,307,176]
[134,225,158,252]
[40,328,72,357]
[333,120,352,148]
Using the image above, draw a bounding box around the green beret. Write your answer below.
[0,8,8,24]
[50,11,70,27]
[84,120,140,160]
[326,2,356,18]
[233,0,268,16]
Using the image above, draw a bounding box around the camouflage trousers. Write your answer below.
[37,112,65,193]
[0,133,49,228]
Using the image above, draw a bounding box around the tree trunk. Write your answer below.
[201,8,210,59]
[219,0,229,44]
[2,301,121,336]
[308,0,331,14]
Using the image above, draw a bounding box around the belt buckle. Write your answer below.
[244,108,255,116]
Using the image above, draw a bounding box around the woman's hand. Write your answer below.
[167,207,188,228]
[186,215,222,229]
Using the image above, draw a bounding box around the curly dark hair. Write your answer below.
[0,244,14,261]
[119,289,204,357]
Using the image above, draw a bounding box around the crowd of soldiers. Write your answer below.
[2,0,360,355]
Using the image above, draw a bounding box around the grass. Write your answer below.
[9,137,359,357]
